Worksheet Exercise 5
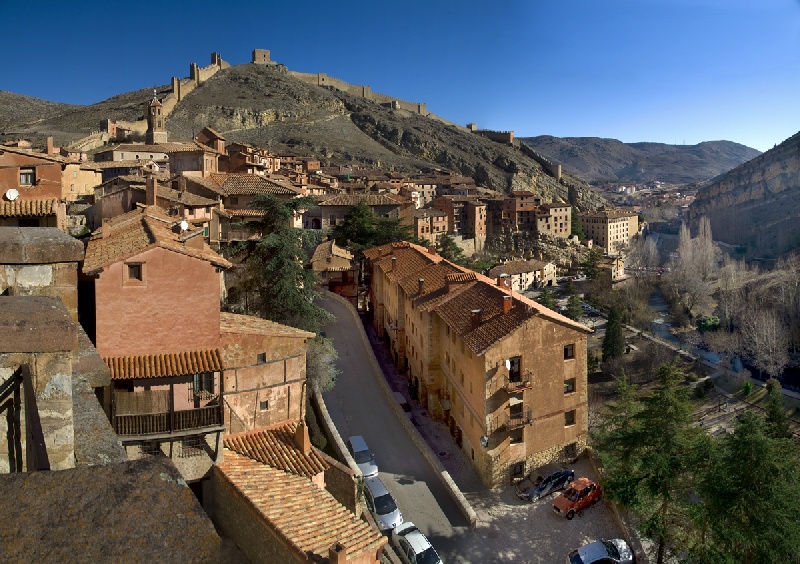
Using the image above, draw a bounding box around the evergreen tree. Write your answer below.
[240,194,333,333]
[436,233,465,264]
[697,411,800,562]
[581,246,604,280]
[765,381,791,439]
[602,306,626,361]
[332,200,416,260]
[536,287,555,310]
[594,363,709,564]
[571,207,585,240]
[566,294,583,321]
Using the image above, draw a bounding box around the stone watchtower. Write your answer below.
[145,89,168,145]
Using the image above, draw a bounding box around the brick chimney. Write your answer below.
[46,136,54,156]
[470,309,482,330]
[496,276,505,287]
[391,256,397,271]
[427,245,437,255]
[329,543,347,564]
[294,421,312,455]
[502,295,513,315]
[418,278,424,295]
[101,218,110,239]
[145,175,157,207]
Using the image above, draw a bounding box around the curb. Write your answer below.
[322,290,479,528]
[311,389,361,476]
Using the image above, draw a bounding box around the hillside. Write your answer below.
[0,91,80,131]
[688,130,800,259]
[0,64,605,209]
[520,135,761,184]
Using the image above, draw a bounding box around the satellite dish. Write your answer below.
[180,220,189,231]
[504,278,511,287]
[5,189,19,201]
[505,359,511,370]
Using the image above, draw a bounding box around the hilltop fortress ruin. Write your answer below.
[82,48,560,179]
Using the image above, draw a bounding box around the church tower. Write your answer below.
[145,89,168,145]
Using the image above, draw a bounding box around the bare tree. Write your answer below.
[717,256,756,330]
[738,304,789,379]
[695,216,717,280]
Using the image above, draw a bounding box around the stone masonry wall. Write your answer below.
[212,466,302,563]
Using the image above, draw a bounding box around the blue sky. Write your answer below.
[3,0,799,151]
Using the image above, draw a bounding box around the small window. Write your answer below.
[19,168,35,185]
[259,400,269,410]
[73,171,77,178]
[565,410,576,426]
[203,226,209,237]
[127,263,143,281]
[230,197,239,205]
[564,378,576,394]
[564,344,575,360]
[257,352,267,364]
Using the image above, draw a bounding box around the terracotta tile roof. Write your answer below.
[164,140,224,155]
[376,247,439,282]
[217,451,385,560]
[183,175,226,196]
[397,261,463,300]
[103,179,218,207]
[220,312,315,339]
[579,208,636,219]
[224,422,329,478]
[318,193,410,206]
[226,208,267,217]
[83,205,232,274]
[90,159,167,170]
[103,348,224,380]
[200,127,225,140]
[0,198,59,217]
[488,259,550,278]
[208,173,300,196]
[413,208,446,218]
[311,240,354,263]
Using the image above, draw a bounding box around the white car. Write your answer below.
[567,538,635,564]
[364,476,403,531]
[391,522,441,564]
[347,435,378,478]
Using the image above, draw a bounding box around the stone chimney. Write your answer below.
[101,218,110,239]
[294,421,312,455]
[329,543,347,564]
[470,309,482,330]
[146,176,157,207]
[46,136,54,156]
[418,278,424,295]
[502,295,513,315]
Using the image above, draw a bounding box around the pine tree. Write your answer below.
[765,381,791,439]
[536,287,555,310]
[436,233,465,264]
[566,294,583,320]
[240,194,333,333]
[571,207,585,240]
[602,306,625,361]
[581,246,604,280]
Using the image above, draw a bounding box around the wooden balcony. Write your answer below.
[114,405,223,438]
[504,407,533,431]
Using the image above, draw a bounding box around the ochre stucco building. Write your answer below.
[365,241,592,487]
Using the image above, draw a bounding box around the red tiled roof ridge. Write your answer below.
[102,348,224,380]
[444,271,476,283]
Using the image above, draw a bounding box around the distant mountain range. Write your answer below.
[689,130,800,259]
[519,136,761,185]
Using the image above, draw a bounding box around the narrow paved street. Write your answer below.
[319,296,470,552]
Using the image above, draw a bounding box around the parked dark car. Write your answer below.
[516,469,575,501]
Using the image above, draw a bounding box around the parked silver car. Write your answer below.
[390,522,441,564]
[364,476,403,531]
[347,435,378,478]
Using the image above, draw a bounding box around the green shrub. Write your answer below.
[766,378,781,395]
[704,378,715,391]
[695,386,707,399]
[696,315,720,333]
[741,381,753,396]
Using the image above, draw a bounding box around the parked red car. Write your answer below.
[552,477,601,519]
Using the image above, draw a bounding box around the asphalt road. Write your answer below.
[319,296,470,549]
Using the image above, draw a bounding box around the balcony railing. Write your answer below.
[504,407,533,431]
[0,365,50,472]
[504,370,533,394]
[114,405,223,437]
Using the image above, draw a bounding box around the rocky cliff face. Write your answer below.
[689,131,800,258]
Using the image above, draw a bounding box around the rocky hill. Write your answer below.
[0,91,80,131]
[0,64,605,210]
[520,135,761,184]
[688,130,800,259]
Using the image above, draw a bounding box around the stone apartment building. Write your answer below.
[311,240,359,307]
[535,202,572,238]
[579,209,639,256]
[310,193,414,231]
[431,195,487,240]
[222,142,281,175]
[413,208,449,246]
[364,241,591,487]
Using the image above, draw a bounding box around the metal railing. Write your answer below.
[504,370,533,393]
[505,407,533,431]
[0,365,50,472]
[114,405,222,436]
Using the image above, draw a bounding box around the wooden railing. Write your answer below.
[114,405,222,436]
[0,365,50,472]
